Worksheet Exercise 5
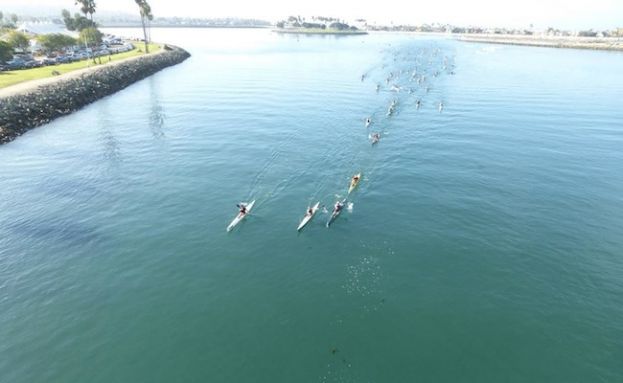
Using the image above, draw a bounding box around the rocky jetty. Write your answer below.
[0,45,190,144]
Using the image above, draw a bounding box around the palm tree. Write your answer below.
[75,0,96,23]
[135,0,153,53]
[75,0,96,63]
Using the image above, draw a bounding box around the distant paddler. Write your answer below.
[348,173,362,194]
[438,102,444,113]
[370,132,381,145]
[375,84,380,92]
[387,105,395,116]
[416,99,421,109]
[365,117,372,128]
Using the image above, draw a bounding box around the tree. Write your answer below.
[75,0,96,23]
[79,27,102,46]
[0,41,13,63]
[329,22,349,30]
[7,31,30,51]
[73,13,95,31]
[37,33,77,52]
[61,10,95,31]
[135,0,153,53]
[61,9,74,30]
[10,13,17,24]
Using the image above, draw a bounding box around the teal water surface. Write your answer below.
[1,28,623,382]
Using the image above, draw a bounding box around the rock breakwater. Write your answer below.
[0,45,190,144]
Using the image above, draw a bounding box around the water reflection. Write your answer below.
[95,103,121,165]
[148,77,166,139]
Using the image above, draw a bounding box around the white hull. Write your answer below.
[297,202,320,231]
[227,200,255,232]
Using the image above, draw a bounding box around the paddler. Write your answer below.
[334,201,344,213]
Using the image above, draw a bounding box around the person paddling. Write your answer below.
[334,201,344,213]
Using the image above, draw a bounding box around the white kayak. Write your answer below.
[297,202,320,231]
[326,199,346,227]
[226,200,255,232]
[370,133,380,145]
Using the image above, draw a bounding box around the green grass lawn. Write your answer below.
[0,42,160,89]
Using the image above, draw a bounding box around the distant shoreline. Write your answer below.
[456,34,623,52]
[272,28,367,35]
[100,24,270,29]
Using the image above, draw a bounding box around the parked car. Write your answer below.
[6,58,26,70]
[24,60,42,68]
[56,55,72,64]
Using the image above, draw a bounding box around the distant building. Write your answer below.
[17,21,76,37]
[15,22,77,55]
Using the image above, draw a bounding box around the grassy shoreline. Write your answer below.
[0,42,161,90]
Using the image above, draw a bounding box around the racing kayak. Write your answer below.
[297,202,320,231]
[326,199,346,227]
[370,133,380,145]
[226,200,255,232]
[348,173,362,194]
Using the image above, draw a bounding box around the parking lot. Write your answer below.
[1,40,136,72]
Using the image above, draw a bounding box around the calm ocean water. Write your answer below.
[1,28,622,382]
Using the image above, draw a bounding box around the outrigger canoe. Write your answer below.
[297,202,320,231]
[226,200,255,232]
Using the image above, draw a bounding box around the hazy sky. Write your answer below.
[2,0,622,29]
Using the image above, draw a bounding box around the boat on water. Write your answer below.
[348,173,362,194]
[297,202,320,231]
[227,200,255,232]
[326,199,346,227]
[370,133,380,145]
